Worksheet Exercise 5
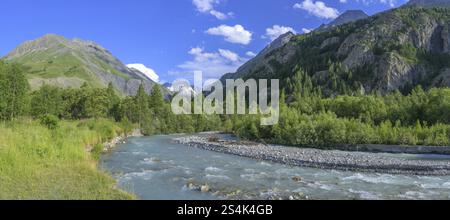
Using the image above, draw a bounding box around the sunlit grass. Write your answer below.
[0,119,135,200]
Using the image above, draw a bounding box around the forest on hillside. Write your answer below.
[1,61,450,147]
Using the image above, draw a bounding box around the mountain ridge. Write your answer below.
[406,0,450,7]
[221,7,450,96]
[319,10,369,30]
[3,34,165,96]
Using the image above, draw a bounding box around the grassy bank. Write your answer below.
[0,118,134,200]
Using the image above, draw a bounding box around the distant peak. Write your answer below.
[38,33,68,42]
[41,33,65,38]
[342,9,366,14]
[336,10,368,20]
[320,9,369,30]
[281,31,295,38]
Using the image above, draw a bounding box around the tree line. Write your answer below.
[0,61,224,135]
[233,75,450,147]
[1,60,450,146]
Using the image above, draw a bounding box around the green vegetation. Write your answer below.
[239,7,450,97]
[232,86,450,147]
[2,40,450,199]
[0,61,224,199]
[0,63,29,120]
[0,119,134,199]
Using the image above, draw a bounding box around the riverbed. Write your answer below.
[100,135,450,200]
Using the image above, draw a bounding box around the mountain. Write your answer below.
[221,7,450,95]
[163,82,197,97]
[221,31,295,80]
[221,11,368,83]
[127,63,160,83]
[3,34,164,96]
[407,0,450,7]
[319,10,369,30]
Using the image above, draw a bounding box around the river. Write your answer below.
[100,135,450,200]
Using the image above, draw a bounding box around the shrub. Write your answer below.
[39,114,59,130]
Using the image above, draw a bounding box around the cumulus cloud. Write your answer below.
[380,0,397,7]
[176,47,248,79]
[264,25,296,41]
[192,0,231,20]
[246,51,257,57]
[218,49,240,62]
[127,63,160,83]
[206,25,253,45]
[294,0,339,19]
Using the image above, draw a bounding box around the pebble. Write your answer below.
[173,135,450,176]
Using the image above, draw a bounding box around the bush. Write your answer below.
[39,114,59,130]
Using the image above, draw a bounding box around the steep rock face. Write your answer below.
[336,8,450,92]
[222,7,450,94]
[407,0,450,7]
[221,32,295,80]
[4,34,167,96]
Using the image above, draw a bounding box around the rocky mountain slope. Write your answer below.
[221,6,450,95]
[221,31,295,81]
[407,0,450,7]
[319,10,369,30]
[3,34,164,96]
[221,10,369,85]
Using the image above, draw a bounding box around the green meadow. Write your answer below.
[0,119,134,200]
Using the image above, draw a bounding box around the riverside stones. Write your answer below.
[174,135,450,176]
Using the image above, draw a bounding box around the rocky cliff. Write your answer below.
[407,0,450,8]
[221,7,450,95]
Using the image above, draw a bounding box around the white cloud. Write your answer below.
[380,0,397,7]
[206,25,253,45]
[294,0,339,19]
[209,10,227,20]
[246,51,257,57]
[192,0,215,12]
[218,49,240,62]
[192,0,231,20]
[127,64,160,83]
[302,28,312,33]
[264,25,296,41]
[177,47,248,79]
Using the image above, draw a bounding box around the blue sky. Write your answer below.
[0,0,408,83]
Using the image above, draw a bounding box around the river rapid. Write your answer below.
[100,135,450,200]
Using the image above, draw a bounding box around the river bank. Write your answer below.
[0,119,135,199]
[102,135,450,200]
[174,134,450,176]
[100,129,143,152]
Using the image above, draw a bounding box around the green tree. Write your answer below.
[0,63,29,120]
[135,83,151,128]
[106,83,121,120]
[84,88,110,118]
[31,85,63,118]
[60,88,86,119]
[149,85,165,113]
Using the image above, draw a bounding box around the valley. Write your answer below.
[2,0,450,200]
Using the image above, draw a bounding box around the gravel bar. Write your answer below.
[173,135,450,176]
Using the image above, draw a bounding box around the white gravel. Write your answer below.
[173,135,450,176]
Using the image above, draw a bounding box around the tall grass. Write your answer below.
[0,118,134,200]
